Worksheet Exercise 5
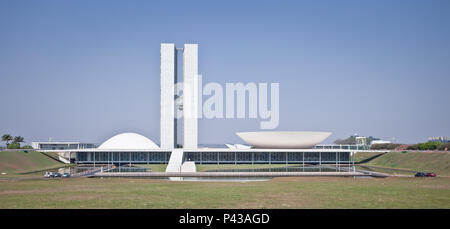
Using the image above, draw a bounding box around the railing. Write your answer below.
[314,144,371,150]
[71,165,113,177]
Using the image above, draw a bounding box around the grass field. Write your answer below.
[1,150,449,209]
[353,151,386,163]
[0,177,449,208]
[355,151,450,176]
[0,150,66,177]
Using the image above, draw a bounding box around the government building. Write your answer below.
[38,43,360,172]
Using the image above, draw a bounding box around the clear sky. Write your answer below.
[0,0,449,145]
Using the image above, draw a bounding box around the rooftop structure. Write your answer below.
[428,136,450,143]
[237,131,331,149]
[32,142,97,150]
[98,133,159,150]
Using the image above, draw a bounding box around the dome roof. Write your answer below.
[236,131,331,149]
[98,133,159,150]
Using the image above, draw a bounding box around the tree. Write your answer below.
[407,142,442,151]
[13,136,24,147]
[334,136,357,145]
[2,134,13,146]
[369,143,401,150]
[7,142,20,149]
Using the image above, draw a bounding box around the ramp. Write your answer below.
[181,161,196,172]
[58,155,71,164]
[165,149,184,172]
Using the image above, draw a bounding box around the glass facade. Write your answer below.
[314,144,370,150]
[76,151,171,164]
[38,143,97,150]
[76,151,351,164]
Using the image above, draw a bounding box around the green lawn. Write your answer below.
[0,177,448,208]
[1,150,449,209]
[357,151,450,176]
[0,150,67,177]
[353,151,386,163]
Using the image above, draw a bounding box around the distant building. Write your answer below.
[370,140,392,145]
[31,142,97,150]
[356,136,382,146]
[355,137,367,146]
[428,136,449,143]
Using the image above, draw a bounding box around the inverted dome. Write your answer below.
[98,133,159,150]
[236,131,331,149]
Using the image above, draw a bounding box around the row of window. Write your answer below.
[76,151,351,163]
[76,152,171,162]
[185,152,350,162]
[314,145,370,150]
[39,144,96,150]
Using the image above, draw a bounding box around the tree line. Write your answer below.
[1,134,32,149]
[369,142,449,151]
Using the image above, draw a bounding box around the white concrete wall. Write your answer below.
[183,44,198,149]
[58,155,71,164]
[31,142,40,149]
[160,43,177,150]
[181,161,196,172]
[165,148,184,172]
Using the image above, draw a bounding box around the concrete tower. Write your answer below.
[182,44,198,149]
[160,43,177,150]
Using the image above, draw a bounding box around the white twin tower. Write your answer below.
[160,43,281,151]
[160,43,198,150]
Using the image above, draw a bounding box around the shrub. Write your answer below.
[21,145,33,149]
[7,142,20,149]
[370,143,401,150]
[406,144,419,150]
[407,142,442,151]
[418,142,442,150]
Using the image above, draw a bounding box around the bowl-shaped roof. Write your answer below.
[236,131,331,149]
[98,133,159,150]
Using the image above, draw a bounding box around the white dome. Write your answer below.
[98,133,159,150]
[237,131,331,149]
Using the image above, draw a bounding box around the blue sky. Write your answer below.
[0,0,449,145]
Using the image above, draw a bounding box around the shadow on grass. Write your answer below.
[356,152,387,164]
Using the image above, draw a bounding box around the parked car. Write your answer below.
[425,172,436,177]
[62,173,71,178]
[53,172,61,177]
[415,172,426,177]
[44,172,54,178]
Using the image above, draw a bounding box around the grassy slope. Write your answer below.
[0,177,448,208]
[353,151,386,163]
[0,150,64,175]
[357,151,450,176]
